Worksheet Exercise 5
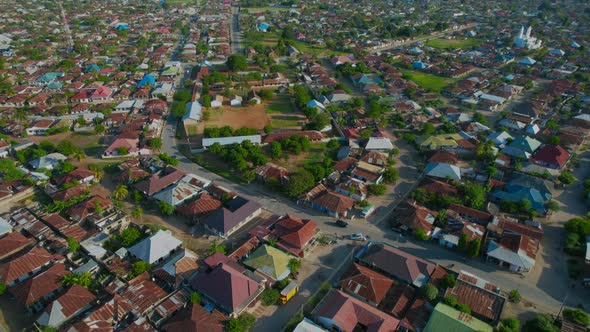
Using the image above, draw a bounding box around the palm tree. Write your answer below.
[72,150,86,162]
[113,184,129,201]
[93,168,105,182]
[12,108,27,121]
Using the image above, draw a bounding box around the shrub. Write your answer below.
[563,308,590,326]
[414,228,429,241]
[498,318,520,332]
[508,289,521,303]
[440,274,457,289]
[419,283,439,302]
[456,303,471,314]
[443,295,458,307]
[260,288,280,306]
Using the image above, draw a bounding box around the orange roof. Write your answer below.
[0,246,53,284]
[339,263,394,305]
[10,263,68,306]
[0,231,34,260]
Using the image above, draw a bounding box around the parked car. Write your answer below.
[349,233,367,241]
[335,219,349,228]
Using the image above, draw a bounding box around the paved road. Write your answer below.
[229,5,243,54]
[161,116,590,316]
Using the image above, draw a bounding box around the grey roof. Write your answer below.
[510,173,553,197]
[425,162,461,180]
[203,196,262,235]
[202,135,261,148]
[0,217,12,237]
[73,259,99,274]
[37,299,67,327]
[128,230,182,264]
[29,153,67,169]
[182,102,202,122]
[586,236,590,262]
[152,181,202,206]
[365,137,394,151]
[294,318,327,332]
[487,241,535,270]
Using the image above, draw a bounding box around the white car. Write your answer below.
[349,233,367,241]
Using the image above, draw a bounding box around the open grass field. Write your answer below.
[165,0,198,4]
[266,94,294,114]
[275,143,331,170]
[270,115,304,129]
[402,70,455,92]
[425,38,482,49]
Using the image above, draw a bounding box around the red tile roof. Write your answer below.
[0,246,53,284]
[121,272,168,315]
[66,195,112,221]
[339,263,394,305]
[532,144,570,168]
[162,303,227,332]
[269,215,317,256]
[444,279,505,323]
[177,193,222,218]
[49,185,87,202]
[9,263,67,306]
[0,231,34,260]
[314,289,400,332]
[43,285,95,321]
[54,168,95,186]
[134,167,185,196]
[448,203,492,224]
[312,190,355,214]
[42,213,70,232]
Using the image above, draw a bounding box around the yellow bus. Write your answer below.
[279,281,298,304]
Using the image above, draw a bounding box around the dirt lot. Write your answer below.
[206,104,270,130]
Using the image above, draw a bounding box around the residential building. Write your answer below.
[202,196,262,238]
[120,272,168,317]
[243,244,294,282]
[312,289,400,332]
[338,263,394,307]
[191,260,265,316]
[29,153,67,170]
[128,230,182,265]
[36,285,96,329]
[162,303,227,332]
[356,242,436,287]
[311,190,356,218]
[153,248,199,289]
[9,263,68,311]
[424,303,493,332]
[486,233,538,272]
[0,231,34,261]
[0,246,54,286]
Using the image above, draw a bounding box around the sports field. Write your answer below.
[426,38,482,49]
[403,71,455,92]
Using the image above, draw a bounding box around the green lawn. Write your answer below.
[165,0,197,4]
[288,41,324,55]
[271,116,302,129]
[266,95,294,114]
[425,38,482,49]
[403,70,455,92]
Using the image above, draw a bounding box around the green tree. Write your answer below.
[119,227,142,247]
[472,112,487,124]
[117,147,129,156]
[368,184,387,196]
[498,318,520,332]
[113,184,129,201]
[383,167,399,184]
[0,283,7,295]
[148,138,162,150]
[523,314,559,332]
[67,237,80,253]
[509,289,521,303]
[288,258,301,274]
[422,122,435,135]
[443,295,458,307]
[327,139,340,150]
[457,234,469,253]
[414,228,429,241]
[419,283,439,302]
[62,272,92,288]
[158,200,175,216]
[131,261,151,278]
[269,141,282,159]
[227,54,248,71]
[456,304,471,314]
[440,274,457,289]
[460,182,486,210]
[131,207,143,221]
[547,135,561,145]
[225,313,256,332]
[285,170,315,198]
[559,172,576,185]
[209,240,226,255]
[467,238,481,258]
[190,292,202,304]
[260,288,280,305]
[242,170,256,183]
[563,308,590,326]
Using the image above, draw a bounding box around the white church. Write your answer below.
[514,26,542,50]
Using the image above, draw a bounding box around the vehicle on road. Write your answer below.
[335,219,349,228]
[349,233,367,241]
[280,281,298,304]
